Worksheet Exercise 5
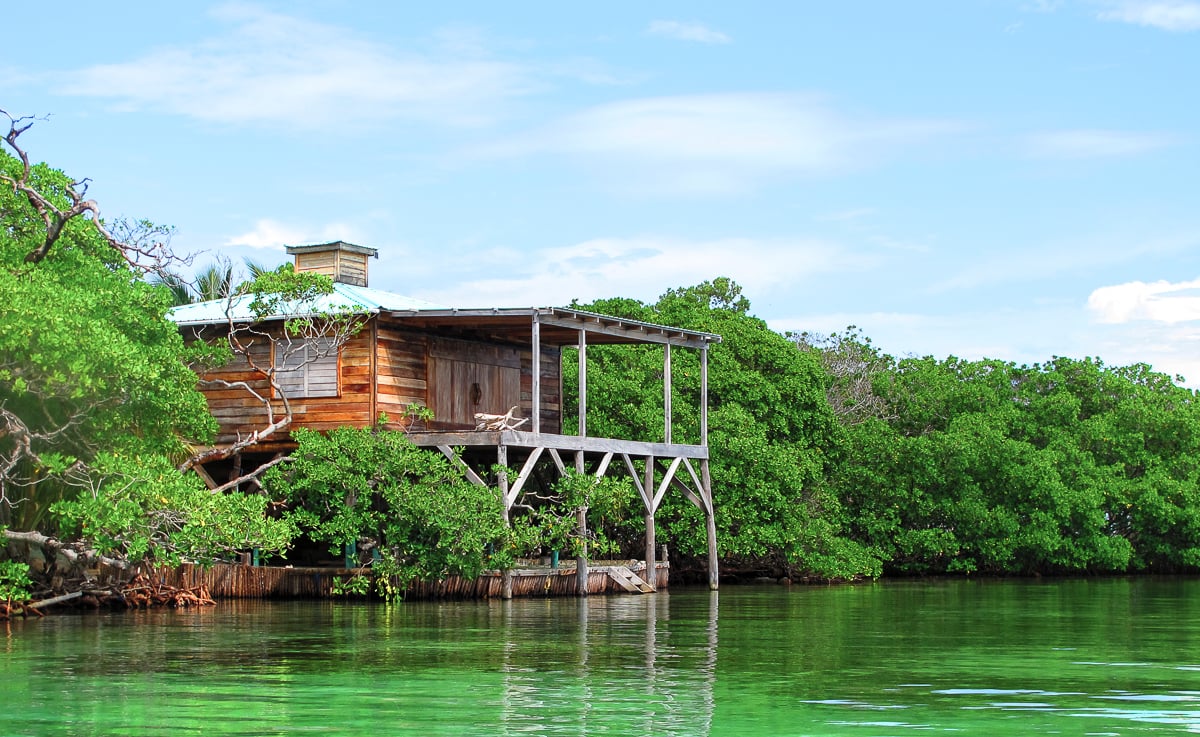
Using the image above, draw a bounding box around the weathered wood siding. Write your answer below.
[196,324,374,447]
[193,318,563,443]
[524,344,563,434]
[375,326,430,425]
[293,249,369,287]
[428,336,522,428]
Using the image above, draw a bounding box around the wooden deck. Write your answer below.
[153,561,668,600]
[408,429,709,459]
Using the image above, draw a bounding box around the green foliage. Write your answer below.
[264,426,518,596]
[833,354,1200,575]
[0,559,32,604]
[0,143,299,571]
[51,453,298,566]
[0,149,216,532]
[525,471,635,558]
[332,572,372,597]
[241,263,335,320]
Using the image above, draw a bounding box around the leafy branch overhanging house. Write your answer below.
[169,241,721,596]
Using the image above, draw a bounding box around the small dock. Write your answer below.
[154,560,668,600]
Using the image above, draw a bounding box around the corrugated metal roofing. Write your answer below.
[167,283,446,326]
[168,284,721,347]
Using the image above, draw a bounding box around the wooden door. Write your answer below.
[429,339,521,428]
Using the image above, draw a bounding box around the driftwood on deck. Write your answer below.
[474,406,529,431]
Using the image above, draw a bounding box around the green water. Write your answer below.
[3,579,1200,736]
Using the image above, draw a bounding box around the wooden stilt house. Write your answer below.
[170,242,722,592]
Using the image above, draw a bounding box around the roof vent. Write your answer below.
[285,241,379,287]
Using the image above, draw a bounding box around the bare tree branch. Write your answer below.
[1,109,179,274]
[793,327,897,426]
[177,272,369,473]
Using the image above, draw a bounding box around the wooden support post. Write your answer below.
[578,328,587,438]
[664,344,672,445]
[532,311,542,435]
[576,505,589,597]
[576,448,588,597]
[700,345,709,447]
[645,512,656,591]
[702,458,718,590]
[498,444,513,600]
[644,456,656,588]
[497,445,510,521]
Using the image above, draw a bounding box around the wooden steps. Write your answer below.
[605,566,655,594]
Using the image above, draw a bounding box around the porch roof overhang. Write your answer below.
[385,306,721,349]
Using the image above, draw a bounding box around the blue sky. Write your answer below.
[4,2,1199,382]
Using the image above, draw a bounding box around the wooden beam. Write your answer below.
[577,506,589,598]
[548,447,566,475]
[644,454,655,514]
[506,446,545,506]
[623,453,651,510]
[664,343,672,445]
[538,314,711,349]
[702,458,718,591]
[193,464,219,490]
[497,444,513,600]
[578,329,587,438]
[666,458,706,512]
[645,511,656,596]
[644,454,657,588]
[496,445,510,512]
[532,310,541,435]
[700,345,709,448]
[594,451,614,479]
[407,430,709,459]
[679,458,710,513]
[652,456,683,513]
[435,445,487,487]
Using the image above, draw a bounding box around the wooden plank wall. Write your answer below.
[200,334,274,446]
[196,324,374,447]
[428,336,522,428]
[523,344,563,433]
[294,250,368,287]
[194,319,564,441]
[375,326,430,428]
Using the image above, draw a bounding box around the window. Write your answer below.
[273,337,338,398]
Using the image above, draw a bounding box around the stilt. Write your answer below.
[702,459,718,590]
[645,512,656,590]
[644,456,657,590]
[498,444,513,600]
[576,506,589,597]
[576,450,588,597]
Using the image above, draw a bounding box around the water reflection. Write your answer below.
[492,592,717,736]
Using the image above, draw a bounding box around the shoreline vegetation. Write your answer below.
[5,115,1200,612]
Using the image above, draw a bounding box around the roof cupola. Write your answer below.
[285,241,378,287]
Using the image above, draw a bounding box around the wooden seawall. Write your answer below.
[153,561,668,600]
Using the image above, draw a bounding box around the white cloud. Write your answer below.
[420,234,861,309]
[647,20,732,44]
[1087,278,1200,323]
[56,5,532,129]
[474,93,960,194]
[1027,129,1175,158]
[225,219,361,250]
[1097,1,1200,31]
